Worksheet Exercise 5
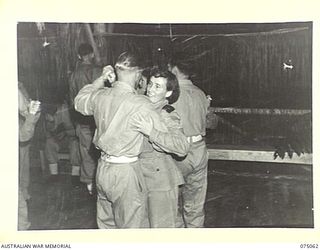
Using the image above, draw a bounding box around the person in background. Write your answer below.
[18,82,41,230]
[44,99,81,181]
[75,52,189,228]
[168,53,211,228]
[69,43,102,194]
[132,67,189,227]
[136,68,150,95]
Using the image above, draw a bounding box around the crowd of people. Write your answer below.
[18,43,212,229]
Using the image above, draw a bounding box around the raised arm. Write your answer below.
[75,65,115,115]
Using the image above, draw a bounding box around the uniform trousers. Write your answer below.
[175,140,208,228]
[18,188,30,230]
[76,124,98,184]
[147,189,179,228]
[45,135,80,167]
[19,144,31,200]
[96,159,149,228]
[140,155,183,228]
[19,144,31,230]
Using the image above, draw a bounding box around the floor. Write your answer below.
[28,160,97,230]
[204,161,313,227]
[26,157,313,230]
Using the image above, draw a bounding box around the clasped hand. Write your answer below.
[102,65,116,83]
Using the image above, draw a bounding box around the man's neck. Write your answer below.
[118,79,136,89]
[178,76,189,81]
[177,77,190,83]
[118,76,135,88]
[82,59,92,65]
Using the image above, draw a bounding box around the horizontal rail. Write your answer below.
[208,107,311,116]
[207,145,312,165]
[57,147,313,165]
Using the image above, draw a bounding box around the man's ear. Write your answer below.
[171,66,180,76]
[165,90,173,98]
[135,71,142,81]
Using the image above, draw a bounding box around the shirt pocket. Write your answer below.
[140,157,172,191]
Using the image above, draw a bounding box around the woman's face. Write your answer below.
[147,76,168,103]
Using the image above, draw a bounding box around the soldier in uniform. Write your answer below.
[75,52,189,228]
[44,100,81,178]
[18,82,41,230]
[69,43,102,194]
[169,53,211,228]
[132,67,189,227]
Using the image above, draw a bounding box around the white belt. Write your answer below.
[101,154,138,163]
[187,135,203,143]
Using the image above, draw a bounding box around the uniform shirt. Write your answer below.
[141,100,190,157]
[69,62,102,125]
[140,100,187,191]
[172,79,210,137]
[18,85,38,143]
[19,114,38,142]
[75,81,189,158]
[19,86,39,202]
[147,101,190,157]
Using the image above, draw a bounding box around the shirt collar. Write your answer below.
[178,79,193,86]
[151,99,168,111]
[113,81,137,94]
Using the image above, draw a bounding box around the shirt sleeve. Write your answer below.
[74,77,104,116]
[69,65,102,106]
[19,114,38,142]
[148,110,190,157]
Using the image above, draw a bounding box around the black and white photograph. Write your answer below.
[1,0,319,249]
[16,21,313,230]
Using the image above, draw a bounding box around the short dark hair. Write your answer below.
[142,68,151,78]
[78,43,93,57]
[150,66,180,104]
[169,51,194,77]
[115,51,146,71]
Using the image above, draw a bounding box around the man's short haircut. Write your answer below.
[169,51,194,77]
[150,66,180,104]
[141,67,151,82]
[78,43,94,57]
[142,68,151,78]
[115,51,145,72]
